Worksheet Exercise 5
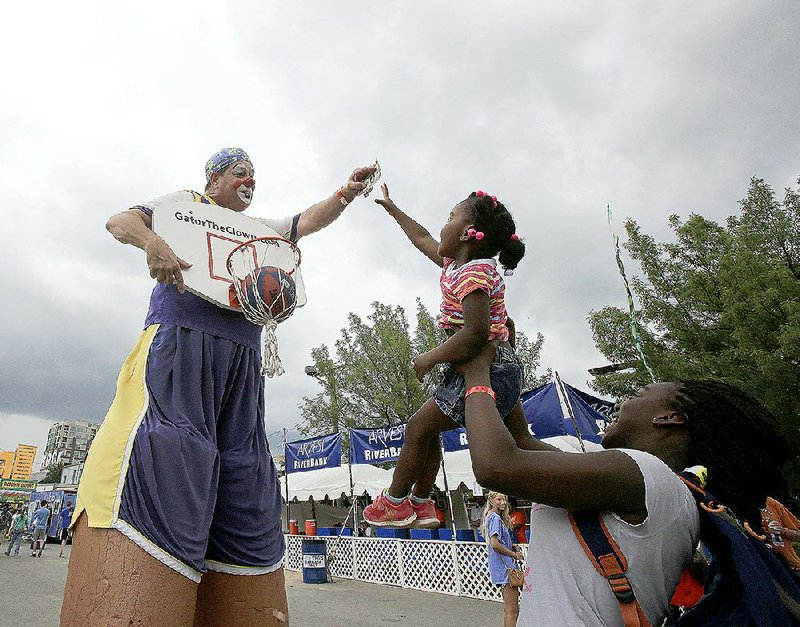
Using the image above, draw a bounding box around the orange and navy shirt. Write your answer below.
[762,497,800,571]
[438,257,509,341]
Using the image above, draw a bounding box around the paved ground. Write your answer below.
[0,543,499,626]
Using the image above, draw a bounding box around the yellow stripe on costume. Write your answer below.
[72,324,159,529]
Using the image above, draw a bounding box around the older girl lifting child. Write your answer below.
[363,183,529,528]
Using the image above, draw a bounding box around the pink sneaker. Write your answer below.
[363,491,416,527]
[410,498,441,529]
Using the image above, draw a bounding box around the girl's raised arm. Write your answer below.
[375,183,443,266]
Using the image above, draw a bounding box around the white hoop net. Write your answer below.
[226,237,306,378]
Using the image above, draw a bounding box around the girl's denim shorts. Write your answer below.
[433,345,524,427]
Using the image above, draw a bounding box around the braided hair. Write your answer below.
[670,380,789,528]
[465,193,526,272]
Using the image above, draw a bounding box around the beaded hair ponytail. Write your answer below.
[467,191,526,274]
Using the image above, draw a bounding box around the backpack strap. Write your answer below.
[569,510,652,627]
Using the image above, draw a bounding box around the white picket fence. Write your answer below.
[283,534,527,602]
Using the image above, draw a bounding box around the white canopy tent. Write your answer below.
[434,436,604,493]
[284,436,604,500]
[285,463,393,500]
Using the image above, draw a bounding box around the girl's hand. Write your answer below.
[412,353,435,382]
[374,183,399,212]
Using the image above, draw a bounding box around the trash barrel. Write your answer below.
[301,538,327,584]
[289,520,299,535]
[305,519,317,536]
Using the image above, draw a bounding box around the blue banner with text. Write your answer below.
[441,428,469,452]
[349,425,407,465]
[285,432,341,474]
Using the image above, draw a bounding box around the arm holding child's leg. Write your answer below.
[412,290,490,381]
[375,183,444,266]
[505,401,560,452]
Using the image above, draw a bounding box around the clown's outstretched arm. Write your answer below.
[106,209,191,293]
[295,165,376,240]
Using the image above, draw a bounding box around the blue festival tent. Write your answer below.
[520,382,613,444]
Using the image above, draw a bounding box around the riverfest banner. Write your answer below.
[285,432,341,474]
[349,425,407,465]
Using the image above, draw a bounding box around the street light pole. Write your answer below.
[305,364,340,434]
[305,363,357,531]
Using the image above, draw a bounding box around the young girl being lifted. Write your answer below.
[363,183,528,528]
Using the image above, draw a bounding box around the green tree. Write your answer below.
[298,300,436,436]
[42,462,64,484]
[588,176,800,435]
[515,330,552,392]
[299,299,549,435]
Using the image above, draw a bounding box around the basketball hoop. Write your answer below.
[226,236,304,378]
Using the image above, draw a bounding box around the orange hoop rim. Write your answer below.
[225,235,302,277]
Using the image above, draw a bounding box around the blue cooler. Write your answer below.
[301,538,328,584]
[410,529,439,540]
[317,527,353,537]
[456,529,476,542]
[438,529,475,541]
[376,528,409,539]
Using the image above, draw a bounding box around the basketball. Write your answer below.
[228,266,297,322]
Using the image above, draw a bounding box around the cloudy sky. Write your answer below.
[1,1,798,468]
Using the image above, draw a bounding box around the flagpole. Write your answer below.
[438,434,458,540]
[555,371,586,453]
[346,433,358,534]
[283,428,290,531]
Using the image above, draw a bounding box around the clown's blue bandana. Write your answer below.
[205,147,251,182]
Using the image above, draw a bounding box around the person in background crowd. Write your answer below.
[30,500,51,558]
[762,496,800,574]
[5,507,31,557]
[468,496,484,529]
[481,491,524,627]
[509,507,527,545]
[58,503,74,557]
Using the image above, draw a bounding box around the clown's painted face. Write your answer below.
[208,160,256,211]
[229,162,256,206]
